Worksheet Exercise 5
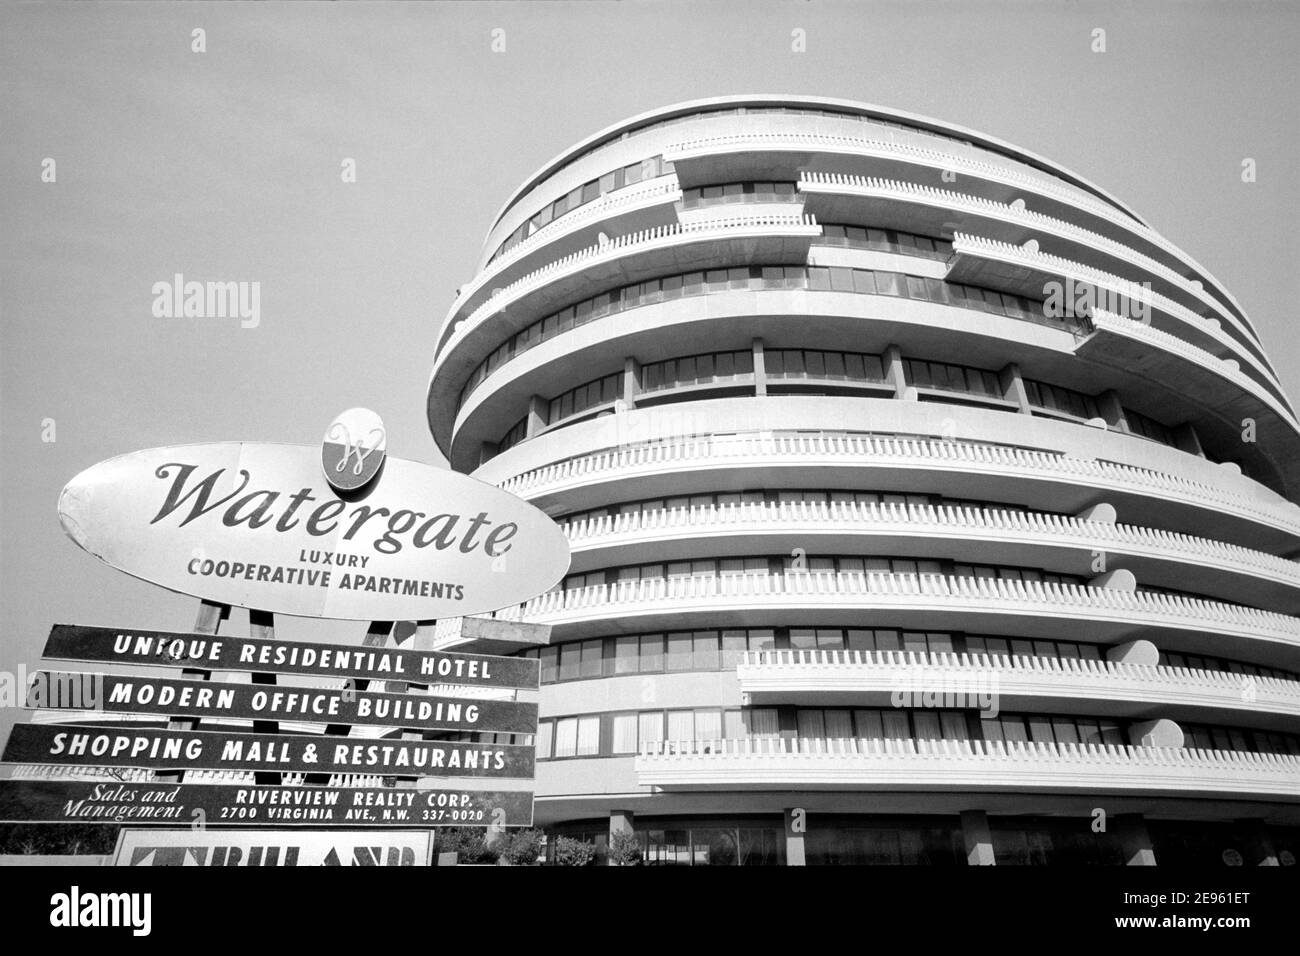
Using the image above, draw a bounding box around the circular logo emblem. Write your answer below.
[322,408,386,492]
[1221,848,1243,866]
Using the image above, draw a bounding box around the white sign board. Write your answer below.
[111,828,433,866]
[58,442,570,619]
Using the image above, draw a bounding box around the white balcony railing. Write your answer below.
[668,129,1253,333]
[490,570,1300,651]
[801,172,1249,348]
[736,649,1300,718]
[559,499,1300,592]
[1086,309,1298,432]
[435,211,821,363]
[467,176,684,303]
[495,432,1300,539]
[950,234,1287,407]
[635,736,1300,799]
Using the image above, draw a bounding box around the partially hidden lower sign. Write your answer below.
[56,440,570,619]
[26,670,539,734]
[2,725,535,777]
[42,624,540,689]
[112,828,433,866]
[0,780,533,827]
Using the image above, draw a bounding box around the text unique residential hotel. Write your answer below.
[427,96,1300,865]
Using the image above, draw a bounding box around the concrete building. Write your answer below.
[428,95,1300,865]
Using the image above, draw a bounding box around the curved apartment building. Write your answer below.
[427,96,1300,866]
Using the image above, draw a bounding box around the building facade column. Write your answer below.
[526,395,548,437]
[1173,422,1207,457]
[784,808,806,866]
[883,344,908,398]
[608,810,635,866]
[623,357,640,408]
[999,363,1031,413]
[752,338,767,396]
[1096,389,1128,430]
[1114,813,1157,866]
[961,810,996,865]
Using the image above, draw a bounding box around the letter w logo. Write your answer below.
[328,423,384,476]
[321,411,387,492]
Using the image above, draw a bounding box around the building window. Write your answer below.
[1024,379,1099,420]
[611,714,639,754]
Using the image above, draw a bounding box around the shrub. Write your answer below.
[552,835,597,866]
[434,827,498,864]
[496,828,543,866]
[609,830,643,866]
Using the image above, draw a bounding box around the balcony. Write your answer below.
[457,177,684,320]
[667,130,1140,235]
[434,211,821,361]
[487,431,1300,552]
[635,736,1300,800]
[1080,309,1300,492]
[664,129,1253,336]
[947,234,1278,392]
[492,569,1300,670]
[736,649,1300,728]
[799,173,1248,348]
[559,499,1300,612]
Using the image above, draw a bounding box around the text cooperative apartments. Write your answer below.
[426,96,1300,865]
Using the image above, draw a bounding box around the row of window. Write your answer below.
[766,347,888,383]
[1181,723,1300,756]
[641,349,754,393]
[543,825,786,866]
[547,371,622,426]
[490,154,675,263]
[533,706,1300,759]
[904,358,1004,399]
[1024,379,1098,421]
[1159,650,1294,682]
[492,334,1178,452]
[680,181,797,208]
[1125,407,1177,446]
[544,817,1298,866]
[555,489,1036,528]
[1022,379,1174,444]
[515,627,1298,684]
[560,555,1086,592]
[457,254,1086,411]
[821,224,954,260]
[521,629,778,681]
[495,350,1178,452]
[645,348,892,394]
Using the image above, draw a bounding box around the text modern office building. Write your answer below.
[426,96,1300,865]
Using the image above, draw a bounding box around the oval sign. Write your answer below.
[322,407,386,492]
[57,443,571,620]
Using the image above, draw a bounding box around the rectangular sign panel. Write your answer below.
[26,671,539,734]
[0,779,533,827]
[2,725,535,777]
[43,624,540,689]
[111,828,434,866]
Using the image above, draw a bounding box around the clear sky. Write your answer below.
[2,0,1297,746]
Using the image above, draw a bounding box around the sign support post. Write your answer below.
[156,598,227,785]
[248,608,281,785]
